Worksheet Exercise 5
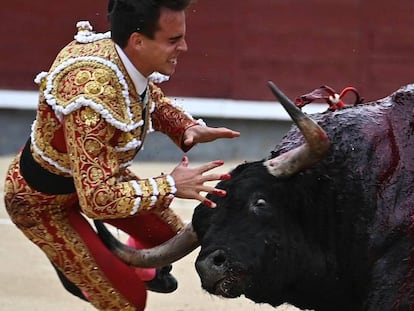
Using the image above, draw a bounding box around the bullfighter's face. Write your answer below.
[127,8,188,77]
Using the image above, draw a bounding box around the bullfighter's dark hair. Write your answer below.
[108,0,193,47]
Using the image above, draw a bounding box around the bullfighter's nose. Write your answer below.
[196,249,228,287]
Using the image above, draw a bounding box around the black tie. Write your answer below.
[140,89,147,116]
[140,90,145,100]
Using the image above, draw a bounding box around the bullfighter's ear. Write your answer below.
[264,81,330,177]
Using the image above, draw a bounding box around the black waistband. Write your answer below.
[19,139,76,194]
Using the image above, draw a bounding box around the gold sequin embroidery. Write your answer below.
[103,85,116,99]
[85,81,103,96]
[93,68,111,84]
[80,107,100,127]
[75,70,92,85]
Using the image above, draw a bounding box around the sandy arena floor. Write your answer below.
[0,156,302,311]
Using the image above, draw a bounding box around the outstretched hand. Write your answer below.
[169,156,231,208]
[182,125,240,148]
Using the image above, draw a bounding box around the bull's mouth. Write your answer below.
[197,259,250,299]
[195,248,251,298]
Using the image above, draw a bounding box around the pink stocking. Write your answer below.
[126,236,156,281]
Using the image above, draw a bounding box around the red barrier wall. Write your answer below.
[1,0,413,101]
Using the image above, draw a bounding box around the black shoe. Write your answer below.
[145,265,178,293]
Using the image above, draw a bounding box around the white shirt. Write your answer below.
[115,44,148,104]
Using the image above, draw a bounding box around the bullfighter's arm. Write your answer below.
[149,82,200,152]
[63,106,177,219]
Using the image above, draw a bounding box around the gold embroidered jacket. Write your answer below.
[30,31,198,220]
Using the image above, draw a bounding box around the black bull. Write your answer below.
[192,84,414,311]
[96,83,414,310]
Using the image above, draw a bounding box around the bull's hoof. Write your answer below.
[145,265,178,293]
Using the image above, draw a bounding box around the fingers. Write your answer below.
[195,184,228,209]
[196,185,227,196]
[216,127,241,138]
[198,189,227,209]
[203,172,232,182]
[196,160,225,174]
[193,194,218,209]
[204,127,240,139]
[172,157,233,208]
[211,188,227,197]
[178,158,223,173]
[220,173,232,180]
[202,199,216,208]
[184,125,240,146]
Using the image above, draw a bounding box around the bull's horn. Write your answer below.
[264,81,330,177]
[95,220,199,268]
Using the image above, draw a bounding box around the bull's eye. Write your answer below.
[250,198,269,214]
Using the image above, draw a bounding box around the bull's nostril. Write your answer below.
[213,253,226,266]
